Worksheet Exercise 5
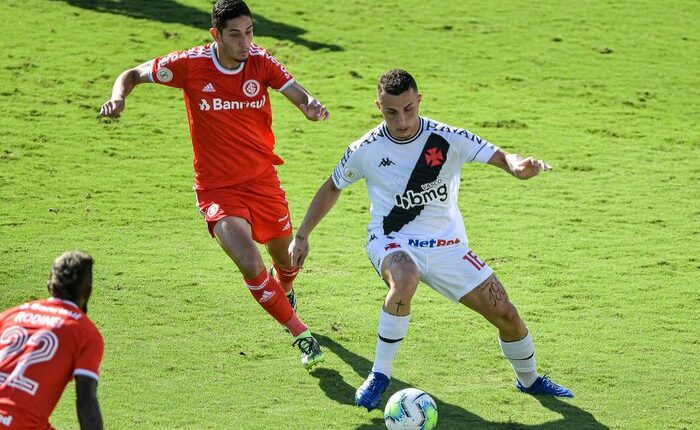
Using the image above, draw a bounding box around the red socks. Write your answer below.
[272,262,299,293]
[245,270,307,336]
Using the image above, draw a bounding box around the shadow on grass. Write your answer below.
[54,0,343,51]
[313,334,609,430]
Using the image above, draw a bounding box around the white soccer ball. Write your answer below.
[383,388,438,430]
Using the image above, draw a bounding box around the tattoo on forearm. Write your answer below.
[387,252,412,268]
[480,277,507,307]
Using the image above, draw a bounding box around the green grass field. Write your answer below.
[1,0,698,428]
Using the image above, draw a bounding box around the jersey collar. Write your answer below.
[211,42,246,75]
[382,118,424,145]
[47,297,80,309]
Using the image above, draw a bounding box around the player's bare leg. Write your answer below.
[459,274,527,341]
[381,251,420,316]
[213,216,323,369]
[357,251,419,411]
[214,216,266,278]
[459,274,573,397]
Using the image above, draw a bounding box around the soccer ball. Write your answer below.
[384,388,438,430]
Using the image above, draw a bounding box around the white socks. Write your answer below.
[371,308,411,378]
[499,331,539,387]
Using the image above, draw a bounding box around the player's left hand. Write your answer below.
[289,235,310,269]
[512,157,552,179]
[300,99,329,121]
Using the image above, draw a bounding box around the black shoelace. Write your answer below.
[293,337,315,354]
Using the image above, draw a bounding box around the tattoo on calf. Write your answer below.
[395,300,405,314]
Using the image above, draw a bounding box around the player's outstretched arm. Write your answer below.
[75,375,103,430]
[487,149,552,180]
[99,60,154,118]
[281,81,329,121]
[289,178,342,268]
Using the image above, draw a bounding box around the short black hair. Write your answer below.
[47,251,93,302]
[377,69,418,96]
[212,0,252,32]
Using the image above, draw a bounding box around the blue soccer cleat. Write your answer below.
[355,371,390,411]
[516,374,574,398]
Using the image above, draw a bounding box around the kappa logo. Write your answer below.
[199,99,211,111]
[202,83,216,93]
[378,158,395,167]
[424,147,445,167]
[259,291,275,303]
[369,233,378,242]
[282,221,291,231]
[242,79,261,97]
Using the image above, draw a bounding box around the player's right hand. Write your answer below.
[100,99,125,118]
[289,235,310,269]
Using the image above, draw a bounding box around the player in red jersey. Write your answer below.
[100,0,326,368]
[0,251,103,430]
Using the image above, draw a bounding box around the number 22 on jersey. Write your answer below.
[0,326,59,395]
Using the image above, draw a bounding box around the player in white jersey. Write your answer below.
[290,69,573,411]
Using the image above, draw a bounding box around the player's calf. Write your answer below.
[245,270,307,336]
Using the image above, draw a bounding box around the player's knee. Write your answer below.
[234,254,266,277]
[388,266,420,295]
[497,302,522,328]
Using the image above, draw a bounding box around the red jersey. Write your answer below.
[150,43,295,189]
[0,299,104,430]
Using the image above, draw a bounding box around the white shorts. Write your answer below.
[366,232,494,302]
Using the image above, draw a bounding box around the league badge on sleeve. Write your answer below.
[156,67,173,83]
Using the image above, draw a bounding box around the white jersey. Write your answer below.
[332,117,498,245]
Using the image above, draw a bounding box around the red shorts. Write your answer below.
[194,167,292,244]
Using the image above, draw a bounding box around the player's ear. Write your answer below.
[209,27,220,42]
[375,99,381,111]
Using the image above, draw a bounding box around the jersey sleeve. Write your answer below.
[150,49,191,89]
[331,142,366,189]
[73,325,104,381]
[258,48,295,92]
[457,129,500,164]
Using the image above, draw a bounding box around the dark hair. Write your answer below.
[47,251,93,302]
[377,69,418,96]
[212,0,252,31]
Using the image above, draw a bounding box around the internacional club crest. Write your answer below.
[242,79,261,97]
